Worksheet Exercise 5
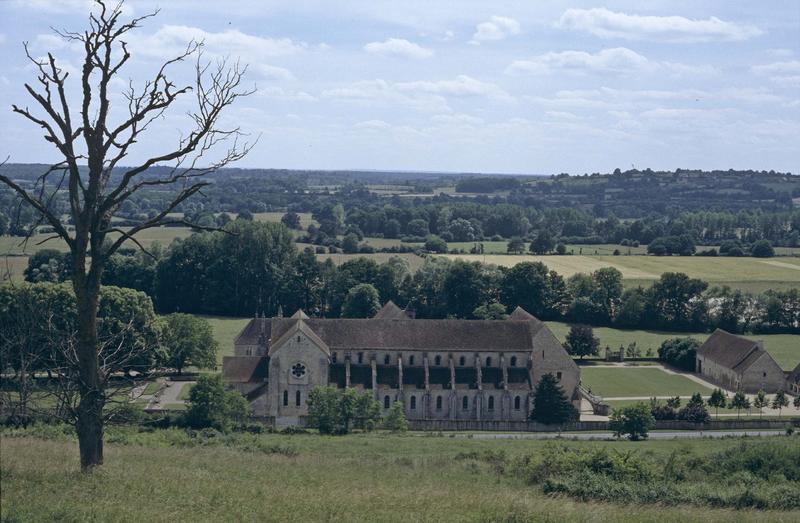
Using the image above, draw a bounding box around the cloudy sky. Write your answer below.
[0,0,798,174]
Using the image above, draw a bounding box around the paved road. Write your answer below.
[445,430,787,440]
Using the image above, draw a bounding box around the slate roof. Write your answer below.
[787,363,800,384]
[269,319,330,355]
[697,329,763,371]
[373,300,411,320]
[234,306,559,355]
[222,356,268,383]
[266,317,547,353]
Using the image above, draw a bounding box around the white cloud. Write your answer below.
[430,113,484,125]
[257,87,316,102]
[507,47,652,75]
[12,0,132,15]
[395,75,513,102]
[355,120,392,130]
[558,8,762,42]
[470,16,520,45]
[132,25,306,61]
[507,48,714,77]
[364,38,433,59]
[250,64,295,81]
[322,79,450,113]
[752,61,800,88]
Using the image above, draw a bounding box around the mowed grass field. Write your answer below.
[579,367,713,398]
[0,226,196,256]
[545,321,800,371]
[316,252,425,271]
[3,434,797,522]
[0,255,28,282]
[199,315,251,366]
[442,254,800,292]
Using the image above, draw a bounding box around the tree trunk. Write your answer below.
[73,270,105,471]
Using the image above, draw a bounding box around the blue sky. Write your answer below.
[0,0,798,174]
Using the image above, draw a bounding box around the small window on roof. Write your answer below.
[410,355,415,365]
[459,356,465,366]
[384,354,390,365]
[510,356,517,367]
[434,355,441,366]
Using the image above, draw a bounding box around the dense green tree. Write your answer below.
[530,373,579,424]
[677,393,710,423]
[306,386,381,434]
[383,401,409,432]
[610,403,655,440]
[506,237,526,254]
[771,390,789,417]
[644,273,708,330]
[442,260,495,319]
[423,235,447,253]
[281,211,302,230]
[342,232,360,254]
[473,302,509,320]
[500,262,550,319]
[24,249,71,283]
[161,314,218,374]
[564,324,599,359]
[753,389,769,418]
[185,374,250,432]
[750,239,775,258]
[530,231,556,254]
[614,287,647,328]
[730,391,750,419]
[342,283,381,318]
[708,388,727,416]
[657,337,700,371]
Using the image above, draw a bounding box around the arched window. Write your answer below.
[410,396,417,410]
[514,396,521,410]
[434,355,441,366]
[436,396,443,410]
[488,396,495,410]
[459,356,465,366]
[510,356,517,367]
[283,390,288,406]
[462,396,469,410]
[486,357,492,367]
[358,352,364,364]
[384,395,390,409]
[297,335,301,343]
[409,355,415,366]
[384,354,390,365]
[296,390,301,406]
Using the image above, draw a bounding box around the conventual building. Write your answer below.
[223,302,580,428]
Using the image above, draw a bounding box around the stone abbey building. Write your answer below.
[223,302,580,427]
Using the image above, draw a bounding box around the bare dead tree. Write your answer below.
[0,0,254,469]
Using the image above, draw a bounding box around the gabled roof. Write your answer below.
[787,363,800,384]
[509,306,542,326]
[698,329,763,371]
[267,317,549,352]
[234,318,271,346]
[373,300,411,320]
[269,319,330,356]
[222,356,268,383]
[291,309,309,319]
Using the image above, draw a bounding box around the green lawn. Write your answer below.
[199,315,251,365]
[177,383,194,401]
[3,433,797,522]
[0,255,28,282]
[546,321,800,371]
[440,254,800,293]
[0,226,195,255]
[142,381,163,396]
[580,367,713,398]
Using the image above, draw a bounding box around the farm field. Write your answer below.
[0,226,196,256]
[316,252,425,271]
[0,255,28,282]
[546,321,799,371]
[254,211,317,229]
[579,367,713,398]
[441,254,800,292]
[3,433,796,522]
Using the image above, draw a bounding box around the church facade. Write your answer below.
[222,302,581,427]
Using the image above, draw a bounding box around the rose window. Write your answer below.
[291,362,307,378]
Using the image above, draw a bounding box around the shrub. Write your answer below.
[610,402,655,440]
[530,374,578,425]
[306,386,381,435]
[657,337,700,371]
[677,393,710,423]
[184,374,250,432]
[383,401,409,432]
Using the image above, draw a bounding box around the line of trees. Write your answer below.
[22,220,799,334]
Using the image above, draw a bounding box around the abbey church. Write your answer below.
[223,302,581,427]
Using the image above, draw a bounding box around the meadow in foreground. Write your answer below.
[2,426,799,522]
